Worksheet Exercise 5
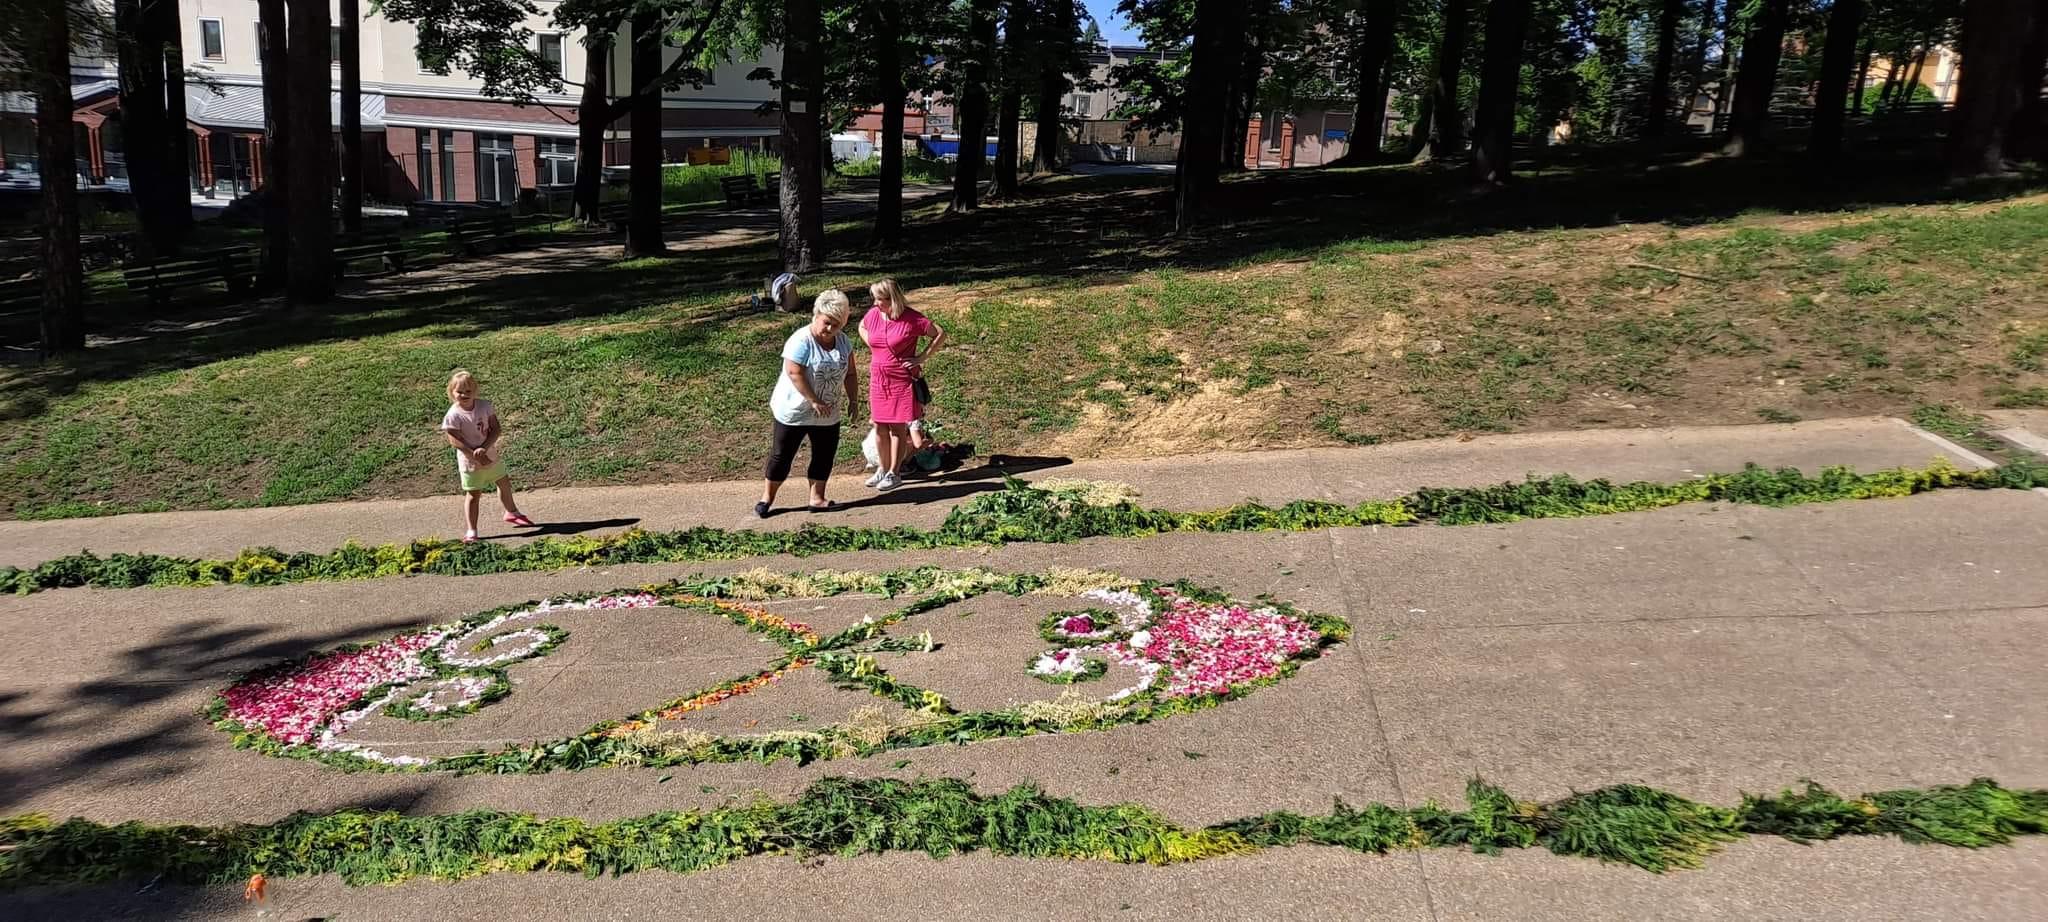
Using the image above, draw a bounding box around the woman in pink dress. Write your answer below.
[859,279,946,491]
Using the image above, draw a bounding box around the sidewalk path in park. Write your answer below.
[0,414,2012,566]
[4,416,2047,920]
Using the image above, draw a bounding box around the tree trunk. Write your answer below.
[1852,35,1874,116]
[1714,0,1740,125]
[147,0,192,243]
[1175,0,1247,232]
[626,12,664,256]
[573,33,611,222]
[285,0,334,302]
[1722,0,1788,156]
[875,0,906,242]
[1424,0,1471,159]
[1686,0,1718,106]
[950,0,999,213]
[1338,0,1400,162]
[993,83,1021,197]
[1877,59,1901,108]
[1809,0,1864,160]
[1407,90,1435,157]
[1948,0,2039,175]
[257,0,291,292]
[1031,0,1073,174]
[114,0,173,258]
[35,0,86,356]
[2010,9,2048,161]
[1226,27,1263,173]
[1644,0,1683,138]
[779,0,826,270]
[339,0,363,232]
[1470,0,1531,186]
[1903,41,1930,102]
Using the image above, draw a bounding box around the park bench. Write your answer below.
[719,174,762,207]
[122,246,254,306]
[448,212,517,258]
[0,273,38,317]
[331,232,410,279]
[763,174,781,203]
[596,200,632,232]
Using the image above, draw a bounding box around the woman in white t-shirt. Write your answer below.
[758,289,857,517]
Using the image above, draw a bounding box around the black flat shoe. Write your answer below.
[754,501,771,519]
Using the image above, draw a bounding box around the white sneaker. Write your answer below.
[865,469,885,487]
[874,472,902,492]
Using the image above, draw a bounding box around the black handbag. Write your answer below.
[912,375,933,406]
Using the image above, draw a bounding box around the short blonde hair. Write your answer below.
[870,279,909,312]
[447,369,477,402]
[814,288,851,322]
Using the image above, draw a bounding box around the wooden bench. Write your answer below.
[763,174,781,203]
[449,213,516,257]
[122,246,254,306]
[595,201,632,232]
[720,174,767,207]
[331,232,409,279]
[0,274,38,316]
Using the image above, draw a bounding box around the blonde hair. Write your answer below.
[870,279,909,313]
[447,369,478,402]
[813,288,851,323]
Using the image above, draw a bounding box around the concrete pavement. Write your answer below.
[3,416,2047,920]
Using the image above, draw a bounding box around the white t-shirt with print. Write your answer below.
[770,327,852,426]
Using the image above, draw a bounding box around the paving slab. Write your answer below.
[1418,836,2048,922]
[0,415,1979,566]
[1360,613,2032,807]
[3,847,1437,922]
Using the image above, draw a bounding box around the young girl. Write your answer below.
[440,370,536,542]
[859,279,945,491]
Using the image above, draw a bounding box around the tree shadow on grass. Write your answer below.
[4,145,2039,420]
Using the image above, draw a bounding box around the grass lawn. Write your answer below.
[2,145,2045,519]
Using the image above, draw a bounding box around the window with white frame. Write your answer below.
[538,137,576,187]
[200,19,224,60]
[537,33,565,78]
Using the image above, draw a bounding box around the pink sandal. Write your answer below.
[504,513,536,528]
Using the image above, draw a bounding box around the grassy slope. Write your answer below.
[1,148,2044,519]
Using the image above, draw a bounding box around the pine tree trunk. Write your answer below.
[1226,29,1263,173]
[780,0,826,270]
[1407,90,1435,158]
[1175,0,1247,231]
[2010,10,2048,161]
[1030,0,1072,174]
[36,0,86,356]
[257,0,291,292]
[114,0,173,258]
[950,0,999,213]
[1339,0,1400,162]
[1686,0,1718,106]
[626,12,664,256]
[573,33,610,222]
[148,0,191,244]
[1948,0,2040,175]
[993,84,1021,197]
[1424,0,1471,159]
[875,1,906,242]
[339,0,363,232]
[1723,0,1788,156]
[1470,0,1531,186]
[285,0,334,302]
[1852,36,1874,116]
[1714,0,1740,125]
[1809,0,1864,159]
[1644,0,1683,138]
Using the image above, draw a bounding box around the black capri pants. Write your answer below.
[765,421,841,483]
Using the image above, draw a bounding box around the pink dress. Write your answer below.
[862,306,935,424]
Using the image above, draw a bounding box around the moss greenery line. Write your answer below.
[6,460,2044,596]
[3,776,2044,887]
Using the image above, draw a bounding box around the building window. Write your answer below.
[415,131,435,200]
[537,33,565,78]
[200,19,224,60]
[538,137,576,187]
[330,26,341,64]
[438,131,455,200]
[1075,95,1091,117]
[475,133,515,204]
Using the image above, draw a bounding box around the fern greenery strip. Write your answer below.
[4,776,2043,886]
[6,461,2042,595]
